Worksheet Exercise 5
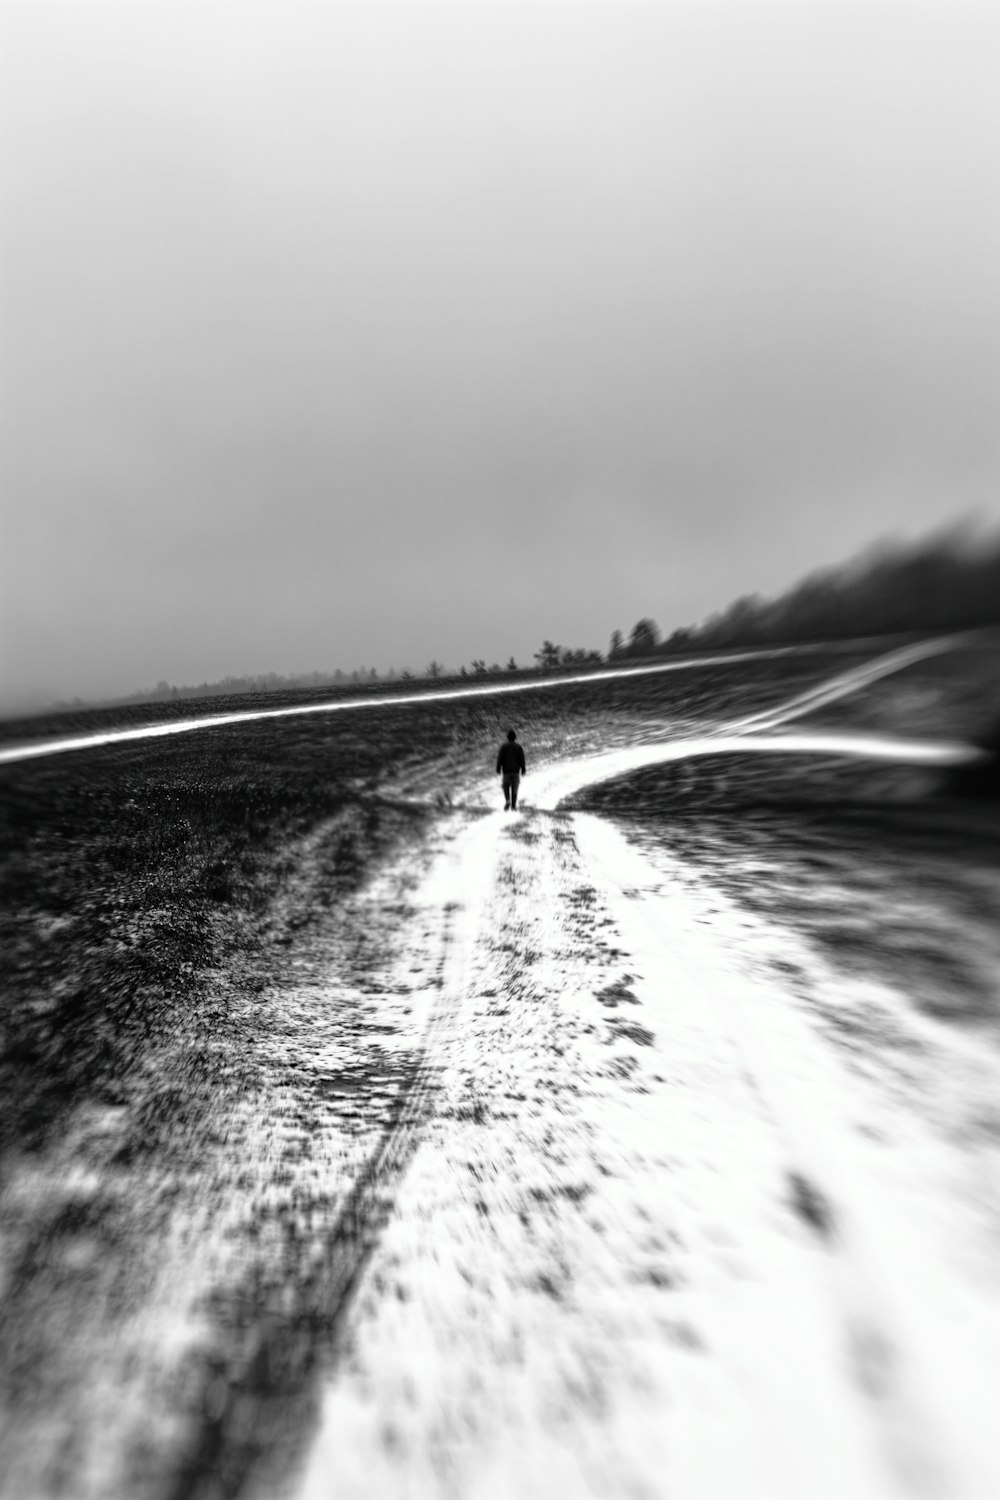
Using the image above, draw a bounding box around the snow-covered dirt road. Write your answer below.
[276,790,1000,1500]
[3,637,997,1500]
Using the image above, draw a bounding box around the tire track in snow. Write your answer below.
[164,817,499,1500]
[717,633,974,734]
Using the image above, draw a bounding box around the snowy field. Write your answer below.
[1,635,999,1499]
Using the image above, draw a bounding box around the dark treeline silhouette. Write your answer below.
[609,526,1000,662]
[115,666,383,707]
[685,527,1000,650]
[533,642,603,670]
[607,620,661,660]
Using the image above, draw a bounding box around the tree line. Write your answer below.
[109,524,1000,710]
[129,649,608,705]
[645,525,1000,656]
[128,666,384,704]
[541,527,1000,672]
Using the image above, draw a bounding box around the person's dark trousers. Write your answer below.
[502,771,520,809]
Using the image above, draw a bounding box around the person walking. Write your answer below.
[496,729,526,811]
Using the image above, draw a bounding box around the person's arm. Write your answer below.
[496,748,503,773]
[518,745,526,774]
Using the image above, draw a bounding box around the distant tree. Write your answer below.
[506,657,518,672]
[489,663,501,674]
[608,629,624,659]
[471,659,488,675]
[557,647,603,668]
[369,667,378,680]
[627,618,660,655]
[427,660,443,679]
[696,594,767,648]
[534,640,562,670]
[460,665,469,678]
[401,669,414,680]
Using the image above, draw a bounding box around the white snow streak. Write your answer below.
[0,633,975,767]
[525,730,981,812]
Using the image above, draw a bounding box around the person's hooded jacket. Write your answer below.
[496,738,526,775]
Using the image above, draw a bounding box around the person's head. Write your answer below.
[507,729,517,741]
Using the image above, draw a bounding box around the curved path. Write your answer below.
[525,729,981,812]
[288,783,1000,1500]
[463,632,985,811]
[281,640,998,1500]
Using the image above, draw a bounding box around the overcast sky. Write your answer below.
[2,1,998,709]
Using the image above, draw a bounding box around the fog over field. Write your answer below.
[2,0,999,709]
[3,12,1000,1490]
